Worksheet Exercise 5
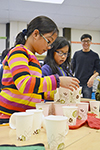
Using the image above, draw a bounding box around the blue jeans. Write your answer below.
[81,85,92,99]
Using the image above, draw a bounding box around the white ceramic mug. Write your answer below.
[9,112,34,141]
[45,115,69,150]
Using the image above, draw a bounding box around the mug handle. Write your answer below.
[9,113,17,129]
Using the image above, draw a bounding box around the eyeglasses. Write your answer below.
[82,40,91,43]
[40,33,53,48]
[55,50,69,57]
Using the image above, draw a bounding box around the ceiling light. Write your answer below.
[24,0,64,4]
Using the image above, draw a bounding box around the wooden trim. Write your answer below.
[71,41,100,45]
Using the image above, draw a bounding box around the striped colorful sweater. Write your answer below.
[0,45,58,117]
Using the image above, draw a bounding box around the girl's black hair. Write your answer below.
[1,48,12,62]
[43,37,72,76]
[14,16,59,46]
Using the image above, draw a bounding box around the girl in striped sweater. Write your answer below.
[0,16,79,124]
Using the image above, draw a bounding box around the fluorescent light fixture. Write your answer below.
[24,0,64,4]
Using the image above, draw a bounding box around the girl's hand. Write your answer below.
[59,76,80,91]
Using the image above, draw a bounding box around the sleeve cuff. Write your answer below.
[54,74,60,88]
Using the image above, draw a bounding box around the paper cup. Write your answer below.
[54,88,60,102]
[53,103,66,115]
[62,106,78,125]
[54,86,82,104]
[45,115,68,150]
[9,112,34,141]
[36,103,50,116]
[26,109,43,134]
[89,101,99,117]
[77,102,89,120]
[69,86,82,103]
[59,87,70,104]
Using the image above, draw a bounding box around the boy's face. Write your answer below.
[81,38,91,51]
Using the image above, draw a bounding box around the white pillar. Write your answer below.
[10,21,27,47]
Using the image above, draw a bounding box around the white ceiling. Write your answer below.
[1,0,100,31]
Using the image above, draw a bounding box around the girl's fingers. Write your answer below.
[71,81,79,88]
[67,87,74,91]
[72,78,80,83]
[66,85,77,91]
[70,84,77,90]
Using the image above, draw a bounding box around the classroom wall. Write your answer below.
[0,24,6,54]
[0,22,27,54]
[10,21,27,48]
[0,23,100,59]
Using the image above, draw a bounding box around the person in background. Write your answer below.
[0,16,79,124]
[0,62,3,92]
[0,49,10,92]
[71,34,100,99]
[42,36,73,101]
[42,36,73,77]
[92,78,99,99]
[92,70,100,99]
